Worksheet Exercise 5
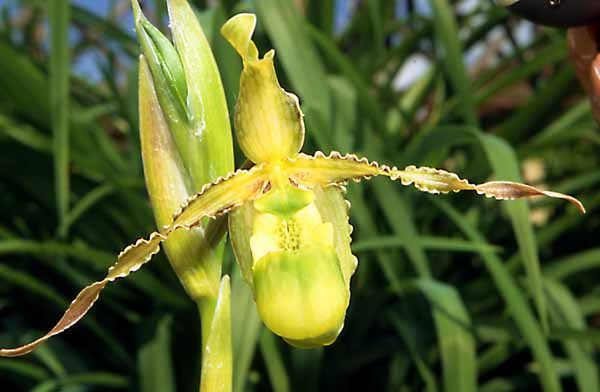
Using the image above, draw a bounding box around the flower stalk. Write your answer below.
[135,0,234,390]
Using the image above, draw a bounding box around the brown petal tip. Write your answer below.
[475,181,586,214]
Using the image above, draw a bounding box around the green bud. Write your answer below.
[140,19,188,119]
[132,1,188,126]
[139,55,221,299]
[133,0,234,192]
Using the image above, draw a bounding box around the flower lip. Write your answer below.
[252,247,349,346]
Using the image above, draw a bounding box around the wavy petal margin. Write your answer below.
[286,152,585,213]
[0,167,267,357]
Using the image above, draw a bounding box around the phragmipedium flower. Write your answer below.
[0,11,586,357]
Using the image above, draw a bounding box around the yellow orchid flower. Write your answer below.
[0,12,585,357]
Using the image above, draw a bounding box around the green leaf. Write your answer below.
[306,24,387,134]
[32,344,65,376]
[389,314,438,392]
[0,358,49,381]
[138,316,176,392]
[328,76,357,153]
[477,133,548,331]
[231,269,262,392]
[290,347,323,392]
[544,248,600,281]
[0,42,49,128]
[352,235,502,254]
[0,114,52,153]
[31,372,129,391]
[415,279,477,392]
[58,183,115,235]
[48,0,71,237]
[434,200,561,392]
[523,100,593,150]
[260,330,291,392]
[544,279,599,392]
[373,180,431,277]
[429,0,478,126]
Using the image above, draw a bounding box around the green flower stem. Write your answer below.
[198,276,232,392]
[198,298,217,352]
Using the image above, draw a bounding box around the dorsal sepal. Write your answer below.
[221,13,305,163]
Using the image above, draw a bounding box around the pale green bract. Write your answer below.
[0,12,586,357]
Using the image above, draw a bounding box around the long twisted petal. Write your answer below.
[0,166,267,357]
[286,152,585,213]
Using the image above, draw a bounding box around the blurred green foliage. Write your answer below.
[0,0,598,391]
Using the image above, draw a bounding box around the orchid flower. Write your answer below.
[0,11,585,357]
